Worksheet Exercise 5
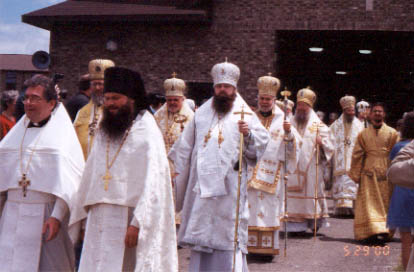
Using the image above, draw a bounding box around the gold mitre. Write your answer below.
[340,95,356,110]
[164,72,185,97]
[297,87,316,108]
[257,73,281,97]
[88,59,115,80]
[276,99,294,111]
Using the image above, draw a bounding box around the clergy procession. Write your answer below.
[0,57,414,272]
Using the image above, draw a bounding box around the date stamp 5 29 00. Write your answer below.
[344,245,390,257]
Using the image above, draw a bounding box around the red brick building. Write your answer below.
[23,0,414,122]
[0,54,48,93]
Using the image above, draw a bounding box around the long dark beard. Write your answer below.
[295,111,309,125]
[100,104,135,140]
[212,93,236,114]
[344,114,354,123]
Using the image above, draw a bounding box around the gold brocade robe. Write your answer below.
[349,124,398,240]
[73,101,102,160]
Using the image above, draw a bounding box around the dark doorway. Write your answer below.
[276,30,414,126]
[186,81,213,106]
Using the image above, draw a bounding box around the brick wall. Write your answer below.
[49,0,414,104]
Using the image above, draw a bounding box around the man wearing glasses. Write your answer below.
[0,74,84,271]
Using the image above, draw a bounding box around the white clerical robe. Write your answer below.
[169,94,269,271]
[286,110,334,231]
[154,102,194,224]
[154,102,194,155]
[0,103,85,271]
[69,110,178,272]
[329,115,364,213]
[246,106,300,255]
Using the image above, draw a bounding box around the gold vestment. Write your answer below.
[73,101,102,159]
[349,124,398,240]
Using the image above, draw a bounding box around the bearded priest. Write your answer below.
[0,74,85,271]
[169,60,269,271]
[285,87,335,233]
[70,67,178,271]
[329,96,364,216]
[246,74,300,258]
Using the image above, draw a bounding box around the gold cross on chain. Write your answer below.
[102,170,112,191]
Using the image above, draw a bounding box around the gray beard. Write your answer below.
[295,112,309,126]
[91,92,103,106]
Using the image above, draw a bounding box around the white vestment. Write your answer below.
[329,115,364,213]
[169,94,269,270]
[154,102,194,224]
[246,107,300,255]
[0,103,84,271]
[285,110,334,231]
[70,110,178,272]
[154,102,194,155]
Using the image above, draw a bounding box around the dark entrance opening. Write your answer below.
[187,81,213,106]
[276,30,414,126]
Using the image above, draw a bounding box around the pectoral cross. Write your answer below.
[218,130,224,148]
[19,174,31,197]
[102,170,112,191]
[204,129,212,147]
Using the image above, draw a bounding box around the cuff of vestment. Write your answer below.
[51,197,68,222]
[130,216,140,228]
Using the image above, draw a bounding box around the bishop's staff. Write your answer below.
[232,104,251,272]
[281,88,291,257]
[311,122,321,241]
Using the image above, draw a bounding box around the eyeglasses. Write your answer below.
[92,82,104,87]
[23,95,44,104]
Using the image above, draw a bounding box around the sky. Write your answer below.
[0,0,65,55]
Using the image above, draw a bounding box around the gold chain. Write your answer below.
[203,112,224,148]
[87,104,101,156]
[20,118,44,175]
[106,127,133,170]
[19,117,45,195]
[103,122,134,190]
[165,110,177,151]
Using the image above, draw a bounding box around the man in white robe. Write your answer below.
[247,74,300,258]
[154,73,194,225]
[285,87,334,233]
[154,73,194,155]
[329,96,364,216]
[70,67,178,272]
[0,74,85,271]
[169,61,269,271]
